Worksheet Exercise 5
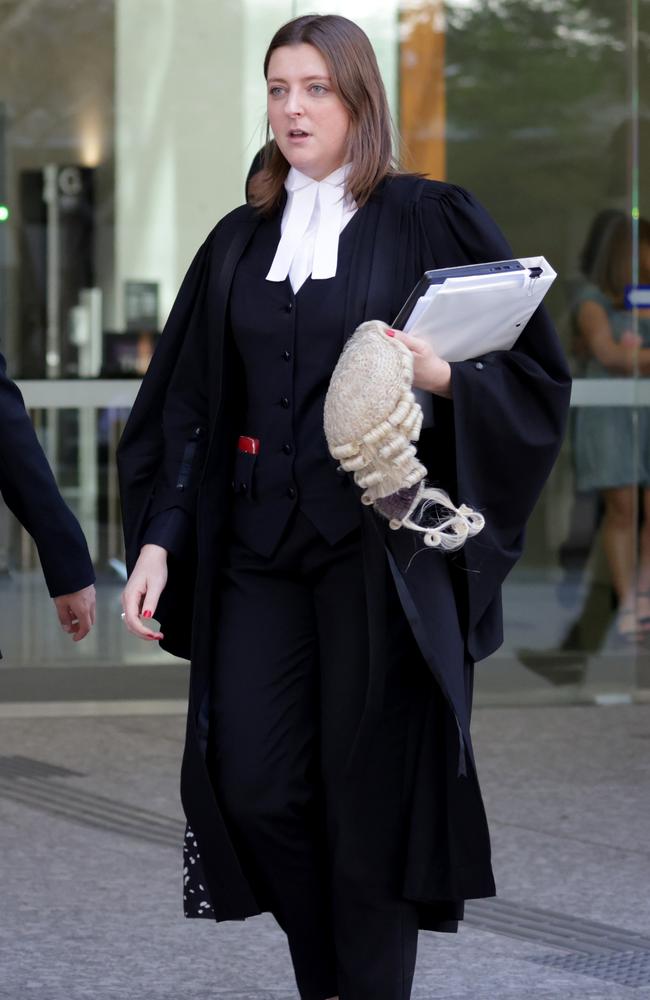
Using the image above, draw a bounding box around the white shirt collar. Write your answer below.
[266,163,356,288]
[284,162,352,194]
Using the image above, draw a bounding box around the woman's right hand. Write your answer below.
[121,544,168,640]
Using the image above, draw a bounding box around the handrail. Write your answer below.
[16,379,139,408]
[14,377,650,409]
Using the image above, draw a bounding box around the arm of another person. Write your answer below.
[0,353,96,639]
[576,299,650,375]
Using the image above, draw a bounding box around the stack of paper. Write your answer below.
[392,256,556,425]
[396,256,556,361]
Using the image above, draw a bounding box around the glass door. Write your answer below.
[399,0,650,705]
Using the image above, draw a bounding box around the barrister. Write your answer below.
[0,352,95,648]
[118,14,571,1000]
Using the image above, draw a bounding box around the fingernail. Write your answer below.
[142,610,152,619]
[386,329,395,338]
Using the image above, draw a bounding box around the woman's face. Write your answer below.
[266,43,351,181]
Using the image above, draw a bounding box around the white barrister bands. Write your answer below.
[324,320,485,551]
[266,163,357,293]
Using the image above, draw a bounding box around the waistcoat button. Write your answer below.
[285,302,293,313]
[475,361,484,370]
[287,485,297,500]
[280,396,290,409]
[282,442,293,455]
[282,350,292,362]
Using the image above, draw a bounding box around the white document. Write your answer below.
[402,256,556,359]
[398,256,556,425]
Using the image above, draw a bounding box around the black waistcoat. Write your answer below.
[228,207,362,557]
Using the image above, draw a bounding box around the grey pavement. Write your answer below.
[0,703,649,999]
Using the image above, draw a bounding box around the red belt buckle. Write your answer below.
[238,435,260,455]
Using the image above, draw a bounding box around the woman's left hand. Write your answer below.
[388,329,452,398]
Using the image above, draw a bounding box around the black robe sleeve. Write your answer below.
[118,205,258,658]
[417,184,572,658]
[0,352,95,597]
[117,229,216,572]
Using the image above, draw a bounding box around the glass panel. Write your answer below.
[1,1,646,709]
[0,1,403,697]
[0,3,182,698]
[0,395,181,710]
[399,0,647,703]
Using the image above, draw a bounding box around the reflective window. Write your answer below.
[1,1,648,706]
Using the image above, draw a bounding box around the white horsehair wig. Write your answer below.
[324,319,485,551]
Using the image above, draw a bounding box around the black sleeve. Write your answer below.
[117,233,216,569]
[418,184,572,636]
[142,277,211,551]
[0,353,95,597]
[141,508,191,558]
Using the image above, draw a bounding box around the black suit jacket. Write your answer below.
[0,352,95,601]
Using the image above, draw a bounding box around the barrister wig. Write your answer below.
[324,320,485,551]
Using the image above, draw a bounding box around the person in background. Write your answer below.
[0,351,96,649]
[572,211,650,640]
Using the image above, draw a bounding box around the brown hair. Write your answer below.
[581,210,650,303]
[248,14,397,215]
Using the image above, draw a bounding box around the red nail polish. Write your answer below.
[386,329,395,338]
[142,610,152,619]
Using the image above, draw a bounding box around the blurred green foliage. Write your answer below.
[442,0,649,296]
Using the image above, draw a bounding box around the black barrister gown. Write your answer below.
[117,174,571,933]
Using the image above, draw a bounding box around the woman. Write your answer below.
[572,211,650,640]
[118,15,570,1000]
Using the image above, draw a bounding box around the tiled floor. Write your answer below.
[0,703,648,999]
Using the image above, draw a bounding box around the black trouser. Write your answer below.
[209,511,427,1000]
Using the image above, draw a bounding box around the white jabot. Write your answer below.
[266,163,357,293]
